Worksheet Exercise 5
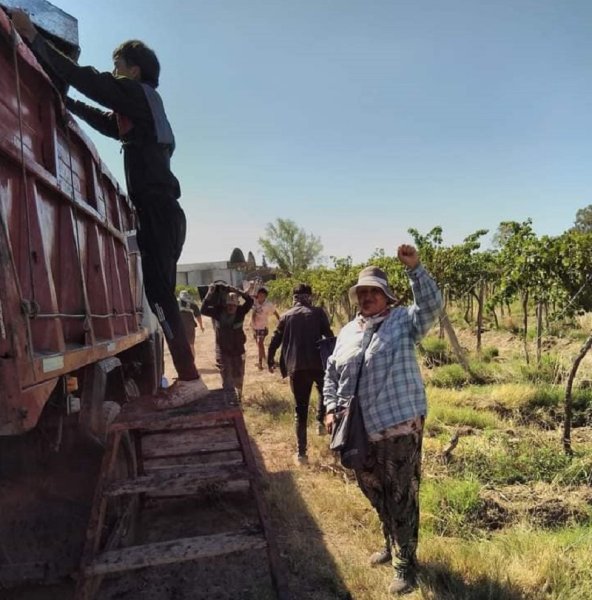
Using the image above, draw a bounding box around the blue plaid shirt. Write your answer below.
[323,265,442,436]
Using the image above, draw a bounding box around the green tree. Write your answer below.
[259,218,323,274]
[550,230,592,313]
[491,222,516,248]
[573,205,592,233]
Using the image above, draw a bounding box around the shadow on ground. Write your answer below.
[249,442,352,600]
[419,561,529,600]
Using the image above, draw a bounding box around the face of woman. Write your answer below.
[357,286,388,317]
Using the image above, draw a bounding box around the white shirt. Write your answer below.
[252,299,276,329]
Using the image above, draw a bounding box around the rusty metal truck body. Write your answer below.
[0,2,161,586]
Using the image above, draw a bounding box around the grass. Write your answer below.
[427,382,592,428]
[239,375,592,599]
[426,400,504,431]
[178,309,592,599]
[421,478,483,536]
[427,361,497,388]
[418,526,592,600]
[519,353,565,384]
[444,431,591,485]
[419,336,453,367]
[428,363,470,388]
[481,346,500,362]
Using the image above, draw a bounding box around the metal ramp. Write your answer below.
[74,389,290,600]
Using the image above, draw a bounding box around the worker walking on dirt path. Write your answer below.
[11,11,208,408]
[201,284,253,402]
[178,290,204,357]
[251,287,280,371]
[268,284,334,465]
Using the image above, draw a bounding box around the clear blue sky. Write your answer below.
[50,0,592,264]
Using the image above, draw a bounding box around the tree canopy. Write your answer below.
[573,205,592,233]
[258,218,323,274]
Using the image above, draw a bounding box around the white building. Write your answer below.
[176,261,245,288]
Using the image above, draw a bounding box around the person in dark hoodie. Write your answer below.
[11,10,207,408]
[268,284,334,464]
[201,284,253,402]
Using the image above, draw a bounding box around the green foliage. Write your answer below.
[262,220,592,361]
[307,257,359,321]
[520,353,564,384]
[175,284,199,298]
[552,230,592,311]
[266,277,296,307]
[430,383,592,428]
[467,360,497,384]
[448,433,586,485]
[481,346,500,362]
[428,364,470,388]
[553,454,592,486]
[427,402,503,430]
[428,361,496,388]
[421,478,484,536]
[573,204,592,233]
[490,221,592,317]
[258,218,323,274]
[419,335,451,367]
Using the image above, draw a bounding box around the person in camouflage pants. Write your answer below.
[355,426,423,587]
[324,246,442,596]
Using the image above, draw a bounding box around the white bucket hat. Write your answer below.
[348,266,397,305]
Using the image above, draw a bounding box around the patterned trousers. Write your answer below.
[220,354,245,399]
[354,430,423,570]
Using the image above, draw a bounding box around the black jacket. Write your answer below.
[30,35,180,210]
[268,304,334,376]
[201,295,254,356]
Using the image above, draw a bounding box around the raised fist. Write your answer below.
[397,245,420,270]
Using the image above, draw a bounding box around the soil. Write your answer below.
[479,483,592,530]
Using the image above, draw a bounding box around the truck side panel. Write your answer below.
[0,10,148,435]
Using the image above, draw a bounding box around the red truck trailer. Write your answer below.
[0,1,162,586]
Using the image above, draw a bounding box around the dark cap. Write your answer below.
[293,283,312,295]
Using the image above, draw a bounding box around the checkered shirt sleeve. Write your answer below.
[323,265,442,434]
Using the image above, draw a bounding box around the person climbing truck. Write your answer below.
[11,9,208,407]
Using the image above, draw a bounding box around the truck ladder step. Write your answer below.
[83,531,267,576]
[111,392,241,432]
[74,389,290,600]
[104,464,251,496]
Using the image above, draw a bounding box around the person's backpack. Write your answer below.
[317,336,337,370]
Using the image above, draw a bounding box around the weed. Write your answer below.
[427,401,503,430]
[446,432,592,486]
[428,362,496,388]
[481,346,499,362]
[519,353,564,384]
[419,336,452,367]
[421,478,484,536]
[429,364,469,388]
